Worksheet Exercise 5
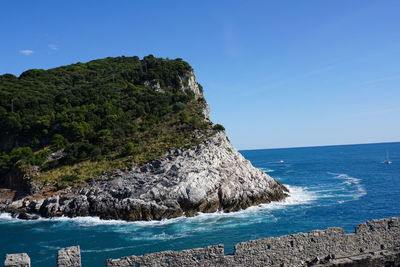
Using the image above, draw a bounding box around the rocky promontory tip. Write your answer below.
[0,55,288,221]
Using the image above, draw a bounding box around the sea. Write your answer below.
[1,142,399,266]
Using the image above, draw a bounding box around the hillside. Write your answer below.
[0,55,217,190]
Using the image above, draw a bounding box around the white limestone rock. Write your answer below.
[28,131,288,221]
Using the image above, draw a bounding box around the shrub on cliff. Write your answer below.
[213,124,225,131]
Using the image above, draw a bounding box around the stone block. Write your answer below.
[4,253,30,267]
[57,246,81,267]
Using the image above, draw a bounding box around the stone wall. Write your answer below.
[106,217,400,267]
[107,245,226,267]
[231,217,400,266]
[3,217,400,267]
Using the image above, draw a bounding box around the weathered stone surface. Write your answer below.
[178,71,202,99]
[5,131,288,221]
[4,253,30,267]
[107,245,226,267]
[57,246,81,267]
[106,217,400,267]
[144,71,209,119]
[178,71,210,119]
[319,250,400,267]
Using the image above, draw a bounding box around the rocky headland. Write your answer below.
[0,56,288,221]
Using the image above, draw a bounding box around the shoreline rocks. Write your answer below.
[0,131,288,221]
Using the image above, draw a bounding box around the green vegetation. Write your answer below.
[0,55,217,188]
[213,124,225,131]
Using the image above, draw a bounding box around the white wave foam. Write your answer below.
[1,210,199,228]
[187,185,317,221]
[0,211,190,227]
[40,245,63,250]
[256,185,317,209]
[82,245,138,253]
[140,232,188,240]
[260,167,274,173]
[0,213,13,220]
[328,172,367,200]
[48,216,136,225]
[0,212,137,226]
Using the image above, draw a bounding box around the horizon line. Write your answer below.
[239,140,400,152]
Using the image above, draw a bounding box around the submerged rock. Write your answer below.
[4,131,288,221]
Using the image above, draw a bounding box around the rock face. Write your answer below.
[178,71,211,120]
[144,71,210,119]
[5,131,288,221]
[178,71,203,99]
[0,164,40,196]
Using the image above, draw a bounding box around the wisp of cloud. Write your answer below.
[20,49,34,55]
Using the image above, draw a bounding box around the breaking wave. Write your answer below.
[0,213,13,220]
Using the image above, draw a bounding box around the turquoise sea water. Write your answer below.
[1,142,399,266]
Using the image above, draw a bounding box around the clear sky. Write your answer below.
[1,0,399,149]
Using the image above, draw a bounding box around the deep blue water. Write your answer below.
[1,142,399,266]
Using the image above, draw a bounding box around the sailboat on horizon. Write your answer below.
[383,149,392,164]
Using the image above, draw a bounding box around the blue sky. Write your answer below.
[1,1,399,149]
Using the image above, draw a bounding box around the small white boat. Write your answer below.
[278,160,284,163]
[384,149,392,164]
